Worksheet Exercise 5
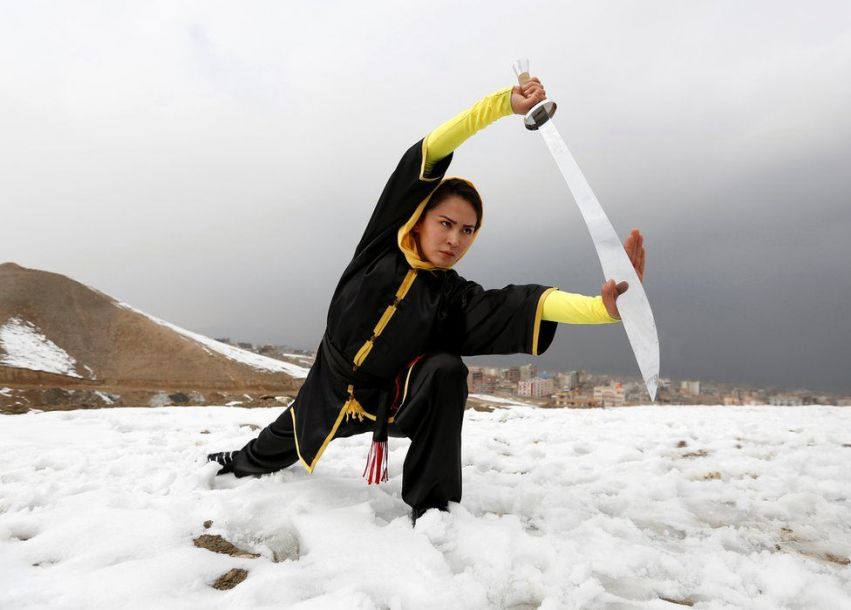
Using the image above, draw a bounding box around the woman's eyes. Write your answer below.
[439,220,474,235]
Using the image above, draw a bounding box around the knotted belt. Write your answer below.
[320,333,415,484]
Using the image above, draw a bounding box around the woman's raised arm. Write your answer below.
[351,80,546,259]
[422,77,548,176]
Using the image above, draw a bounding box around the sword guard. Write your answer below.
[523,99,557,131]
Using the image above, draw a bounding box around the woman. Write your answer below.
[208,76,646,525]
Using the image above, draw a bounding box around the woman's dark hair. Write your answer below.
[424,178,482,230]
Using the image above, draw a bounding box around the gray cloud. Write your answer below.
[2,1,850,393]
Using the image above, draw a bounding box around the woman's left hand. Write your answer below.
[602,229,645,320]
[511,77,547,115]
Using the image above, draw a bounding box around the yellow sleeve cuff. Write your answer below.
[541,290,621,325]
[423,86,514,175]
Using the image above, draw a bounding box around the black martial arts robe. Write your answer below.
[285,137,559,474]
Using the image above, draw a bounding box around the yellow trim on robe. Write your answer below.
[532,287,558,356]
[397,195,437,270]
[292,385,395,474]
[352,268,419,368]
[400,357,420,407]
[419,138,444,182]
[291,397,351,474]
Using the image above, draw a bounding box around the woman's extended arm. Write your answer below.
[544,229,646,323]
[423,78,548,176]
[542,291,620,324]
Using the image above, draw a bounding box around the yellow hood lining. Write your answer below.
[396,175,483,271]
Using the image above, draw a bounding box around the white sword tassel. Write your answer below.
[514,60,660,400]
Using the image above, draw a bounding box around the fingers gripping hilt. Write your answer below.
[512,58,557,131]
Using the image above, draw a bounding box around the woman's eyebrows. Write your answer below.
[437,214,475,228]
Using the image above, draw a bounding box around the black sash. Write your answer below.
[320,333,393,442]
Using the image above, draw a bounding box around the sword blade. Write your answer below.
[538,121,660,400]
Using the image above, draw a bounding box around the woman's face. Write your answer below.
[413,195,479,267]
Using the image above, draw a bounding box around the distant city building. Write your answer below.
[214,337,232,345]
[518,377,553,398]
[593,382,625,407]
[769,394,804,406]
[505,367,521,383]
[557,370,579,390]
[680,380,701,396]
[467,367,498,393]
[552,390,595,407]
[480,376,498,393]
[433,363,834,407]
[519,363,537,381]
[468,367,481,388]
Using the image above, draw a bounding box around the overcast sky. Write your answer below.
[2,1,850,394]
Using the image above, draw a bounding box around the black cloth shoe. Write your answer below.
[207,451,237,475]
[410,502,449,527]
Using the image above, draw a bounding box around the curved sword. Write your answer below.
[514,59,660,400]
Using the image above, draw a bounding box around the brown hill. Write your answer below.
[0,262,301,410]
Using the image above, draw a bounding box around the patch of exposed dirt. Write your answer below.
[0,384,298,414]
[777,527,850,566]
[681,449,710,459]
[193,534,259,559]
[212,568,248,590]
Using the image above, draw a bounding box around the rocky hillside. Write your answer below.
[0,262,308,412]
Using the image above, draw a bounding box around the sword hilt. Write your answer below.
[512,58,557,131]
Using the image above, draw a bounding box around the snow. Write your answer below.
[0,316,81,378]
[114,302,310,378]
[0,387,12,397]
[94,391,115,405]
[469,393,534,406]
[1,405,850,609]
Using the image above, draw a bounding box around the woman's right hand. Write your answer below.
[601,229,646,320]
[511,77,547,115]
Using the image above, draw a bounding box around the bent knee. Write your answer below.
[422,352,467,381]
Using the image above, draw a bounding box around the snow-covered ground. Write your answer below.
[0,316,82,378]
[470,393,530,405]
[115,302,310,378]
[1,405,849,609]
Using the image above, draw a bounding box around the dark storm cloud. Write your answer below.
[2,1,850,394]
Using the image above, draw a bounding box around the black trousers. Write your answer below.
[230,351,468,509]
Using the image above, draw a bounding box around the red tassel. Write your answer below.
[363,440,388,484]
